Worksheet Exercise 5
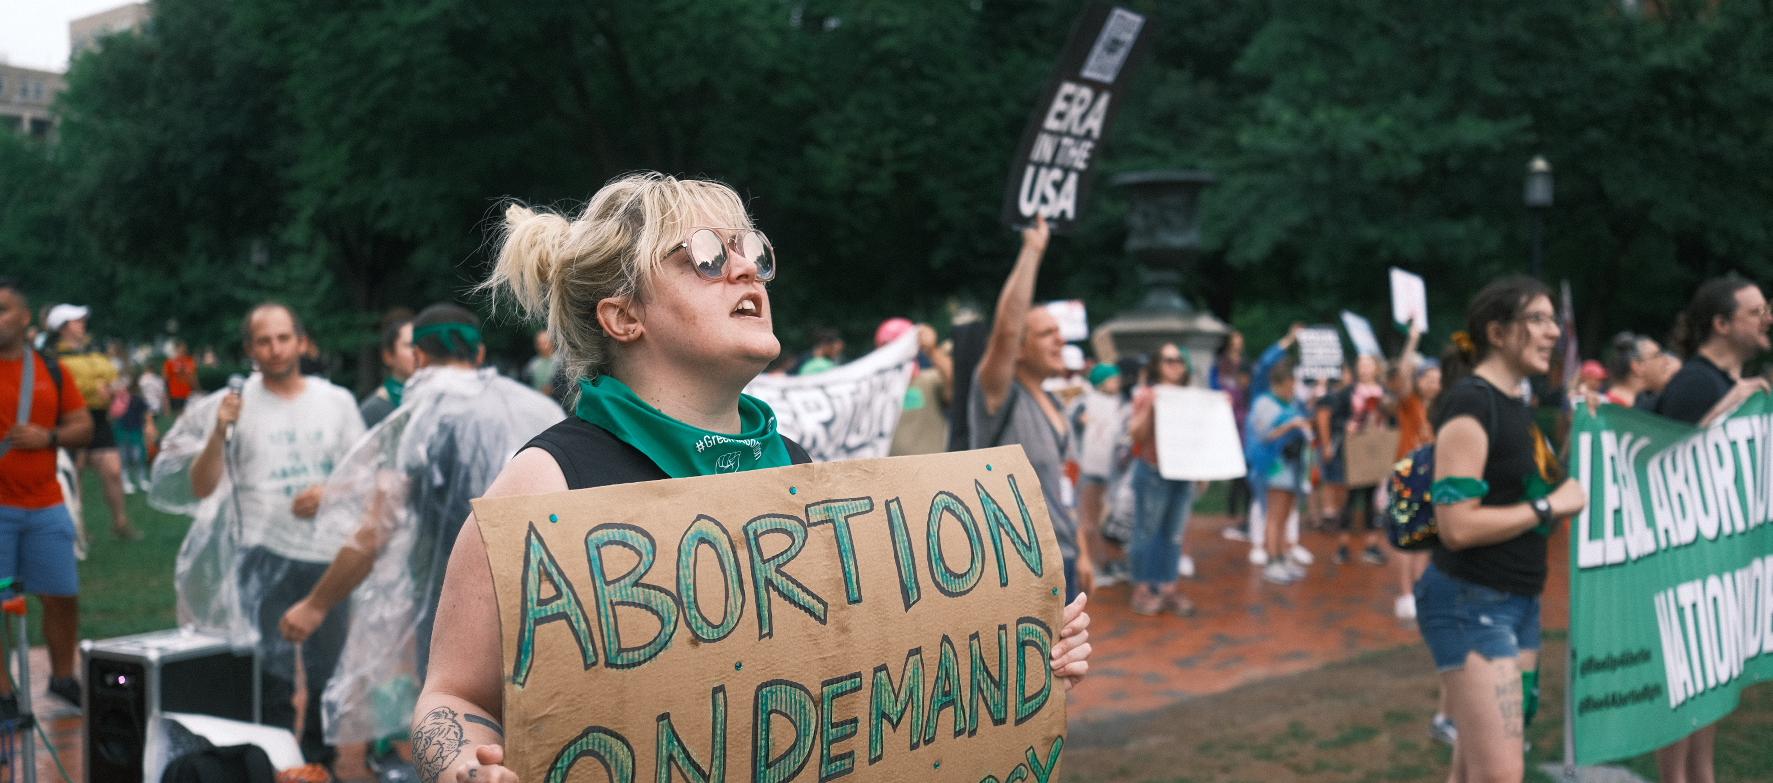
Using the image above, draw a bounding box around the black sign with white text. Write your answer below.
[1001,3,1150,232]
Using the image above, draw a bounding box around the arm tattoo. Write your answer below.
[414,706,468,783]
[465,712,505,738]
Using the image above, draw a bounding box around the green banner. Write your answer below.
[1567,393,1773,765]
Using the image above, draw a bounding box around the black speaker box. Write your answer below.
[81,629,258,783]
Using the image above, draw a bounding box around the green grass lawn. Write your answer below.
[19,467,190,646]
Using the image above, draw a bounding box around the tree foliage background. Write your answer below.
[3,0,1770,389]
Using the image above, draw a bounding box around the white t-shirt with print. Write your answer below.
[230,376,366,563]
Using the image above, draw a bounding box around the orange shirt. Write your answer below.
[0,352,87,508]
[165,355,197,400]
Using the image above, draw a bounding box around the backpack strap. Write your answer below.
[0,347,36,459]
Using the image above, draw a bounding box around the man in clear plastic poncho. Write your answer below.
[148,303,365,765]
[273,303,564,749]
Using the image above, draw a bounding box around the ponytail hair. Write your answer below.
[1433,275,1550,420]
[478,172,754,398]
[1670,274,1753,359]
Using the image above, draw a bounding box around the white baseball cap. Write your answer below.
[45,304,90,332]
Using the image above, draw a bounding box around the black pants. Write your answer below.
[239,547,350,765]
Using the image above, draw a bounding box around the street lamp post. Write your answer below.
[1524,155,1554,279]
[1090,170,1229,372]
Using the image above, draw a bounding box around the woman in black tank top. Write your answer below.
[410,174,1093,782]
[1414,277,1588,782]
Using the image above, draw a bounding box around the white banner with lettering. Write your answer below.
[744,330,919,462]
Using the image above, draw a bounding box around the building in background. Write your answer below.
[0,64,65,137]
[69,3,151,62]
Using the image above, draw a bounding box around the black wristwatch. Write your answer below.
[48,429,59,449]
[1530,497,1553,527]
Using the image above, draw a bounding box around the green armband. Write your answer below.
[1522,669,1540,727]
[1430,476,1489,505]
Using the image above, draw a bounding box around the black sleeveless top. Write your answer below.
[521,416,812,490]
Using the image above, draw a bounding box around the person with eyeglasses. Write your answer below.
[1649,274,1769,783]
[1414,277,1587,783]
[410,175,1093,783]
[1124,344,1200,615]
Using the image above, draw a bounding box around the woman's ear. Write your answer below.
[597,296,644,344]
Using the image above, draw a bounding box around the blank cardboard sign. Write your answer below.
[472,446,1069,783]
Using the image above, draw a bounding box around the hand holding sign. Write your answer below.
[471,448,1073,783]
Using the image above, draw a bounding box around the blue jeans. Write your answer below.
[1414,563,1542,672]
[1130,460,1195,586]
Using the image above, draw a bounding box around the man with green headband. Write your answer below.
[277,303,562,752]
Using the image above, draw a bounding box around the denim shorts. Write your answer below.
[0,504,80,596]
[1414,563,1541,671]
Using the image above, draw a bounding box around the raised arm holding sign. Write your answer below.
[412,174,1091,783]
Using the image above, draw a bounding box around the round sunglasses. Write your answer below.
[664,227,776,282]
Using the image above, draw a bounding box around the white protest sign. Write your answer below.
[1154,387,1247,481]
[744,329,917,462]
[1043,300,1090,342]
[1340,310,1383,358]
[1389,267,1427,332]
[1296,327,1345,382]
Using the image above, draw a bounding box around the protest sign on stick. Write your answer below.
[1043,300,1090,343]
[1388,267,1427,333]
[1296,326,1346,383]
[1001,2,1151,232]
[473,447,1069,783]
[1565,395,1773,764]
[1340,311,1383,358]
[1154,387,1246,481]
[745,330,918,463]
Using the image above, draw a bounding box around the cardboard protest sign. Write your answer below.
[1340,311,1383,358]
[1295,326,1346,383]
[745,330,918,463]
[1043,300,1090,343]
[1565,396,1773,764]
[473,447,1069,783]
[1001,3,1151,232]
[1154,387,1246,481]
[1342,428,1401,488]
[1388,268,1427,332]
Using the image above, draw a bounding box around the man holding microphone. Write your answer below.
[177,302,365,766]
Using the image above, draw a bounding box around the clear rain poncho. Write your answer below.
[149,378,368,657]
[308,366,563,744]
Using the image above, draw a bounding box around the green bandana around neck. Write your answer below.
[383,377,405,408]
[574,375,792,478]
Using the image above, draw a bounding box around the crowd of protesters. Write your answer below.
[2,180,1769,782]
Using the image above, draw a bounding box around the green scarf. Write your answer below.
[383,377,405,409]
[574,375,792,478]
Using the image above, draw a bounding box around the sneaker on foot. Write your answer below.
[1333,545,1351,565]
[1177,554,1196,579]
[1430,713,1457,746]
[1284,561,1308,580]
[1220,525,1250,543]
[1163,592,1197,617]
[1131,590,1164,616]
[1362,545,1387,565]
[1288,544,1315,566]
[48,676,81,708]
[1248,547,1269,566]
[1261,561,1298,585]
[1395,595,1417,620]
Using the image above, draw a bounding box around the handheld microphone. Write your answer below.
[226,374,246,441]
